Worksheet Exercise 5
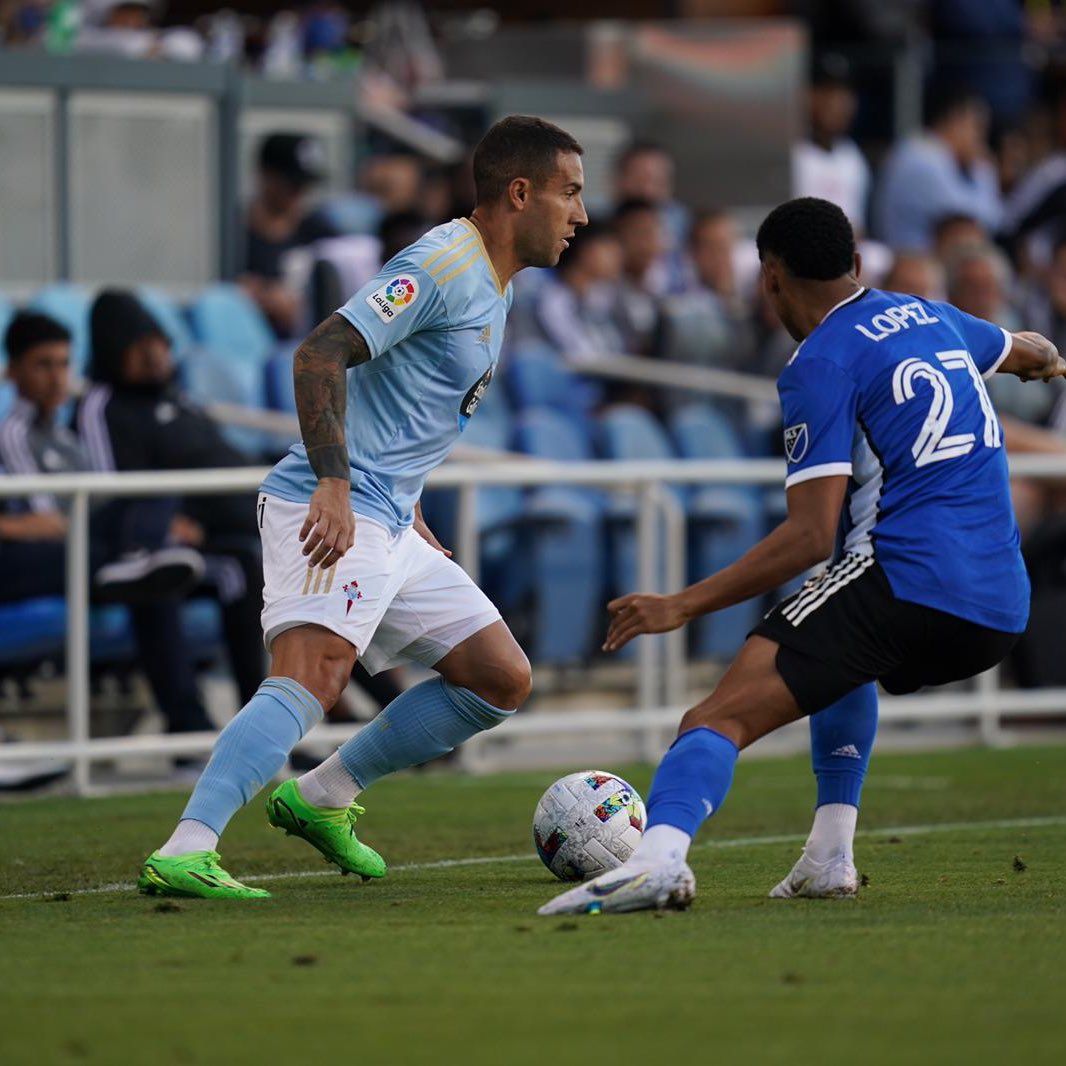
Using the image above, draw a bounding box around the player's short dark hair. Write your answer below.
[472,116,583,204]
[756,197,855,281]
[3,311,71,363]
[613,198,658,226]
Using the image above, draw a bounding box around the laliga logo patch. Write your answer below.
[784,423,809,463]
[366,275,419,323]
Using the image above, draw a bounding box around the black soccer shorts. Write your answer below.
[752,554,1021,715]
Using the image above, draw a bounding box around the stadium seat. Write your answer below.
[0,295,13,368]
[187,284,275,367]
[27,284,94,374]
[181,345,268,457]
[504,342,598,422]
[514,408,605,663]
[137,287,195,362]
[669,404,765,658]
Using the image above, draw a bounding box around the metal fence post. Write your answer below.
[455,483,480,585]
[659,485,687,711]
[636,481,662,761]
[977,664,1006,748]
[65,491,91,794]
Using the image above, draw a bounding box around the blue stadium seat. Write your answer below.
[669,404,765,659]
[137,287,195,362]
[505,343,598,422]
[265,344,299,414]
[596,405,681,658]
[514,408,605,663]
[187,284,275,366]
[0,295,14,369]
[181,346,268,457]
[27,285,93,374]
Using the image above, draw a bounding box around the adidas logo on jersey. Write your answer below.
[830,744,862,759]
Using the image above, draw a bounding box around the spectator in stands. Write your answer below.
[76,1,204,61]
[77,291,266,707]
[612,199,667,355]
[0,311,215,736]
[882,253,945,300]
[933,213,987,264]
[613,141,690,253]
[658,210,755,372]
[241,133,337,338]
[875,87,1002,251]
[530,220,625,362]
[792,53,871,233]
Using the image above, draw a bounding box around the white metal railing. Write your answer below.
[1,455,1065,792]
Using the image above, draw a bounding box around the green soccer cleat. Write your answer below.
[137,851,271,900]
[266,778,387,881]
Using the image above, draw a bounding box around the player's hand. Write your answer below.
[603,593,687,653]
[300,478,354,569]
[413,510,452,557]
[1014,332,1066,382]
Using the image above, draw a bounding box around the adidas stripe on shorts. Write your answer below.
[752,554,1019,715]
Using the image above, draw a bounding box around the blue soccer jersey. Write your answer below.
[778,287,1029,633]
[261,218,512,531]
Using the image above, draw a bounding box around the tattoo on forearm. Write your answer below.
[293,313,371,481]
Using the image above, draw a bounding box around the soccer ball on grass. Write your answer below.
[533,770,646,882]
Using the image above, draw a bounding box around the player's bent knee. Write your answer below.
[469,652,532,710]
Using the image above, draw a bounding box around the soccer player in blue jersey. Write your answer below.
[138,116,588,899]
[541,197,1065,916]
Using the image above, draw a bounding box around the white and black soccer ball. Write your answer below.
[533,770,647,882]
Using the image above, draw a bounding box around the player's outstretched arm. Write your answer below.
[999,331,1066,382]
[604,476,848,652]
[294,313,372,569]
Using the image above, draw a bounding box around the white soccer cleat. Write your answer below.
[769,851,859,899]
[537,860,696,916]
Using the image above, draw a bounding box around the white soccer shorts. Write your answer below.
[258,494,501,674]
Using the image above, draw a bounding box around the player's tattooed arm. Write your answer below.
[293,313,371,480]
[1001,331,1066,382]
[293,313,370,568]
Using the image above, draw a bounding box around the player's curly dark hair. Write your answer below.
[473,115,583,204]
[756,197,855,281]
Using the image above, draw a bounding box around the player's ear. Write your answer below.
[508,176,531,211]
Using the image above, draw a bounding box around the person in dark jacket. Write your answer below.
[76,290,266,705]
[0,310,214,737]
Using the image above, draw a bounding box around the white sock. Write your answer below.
[804,803,858,864]
[296,751,361,809]
[158,819,219,857]
[630,824,692,867]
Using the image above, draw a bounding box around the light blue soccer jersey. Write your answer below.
[261,218,513,531]
[778,287,1029,633]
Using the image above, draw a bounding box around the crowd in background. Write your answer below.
[8,2,1066,779]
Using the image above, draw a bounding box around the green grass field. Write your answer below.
[3,743,1066,1065]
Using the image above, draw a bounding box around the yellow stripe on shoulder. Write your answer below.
[422,230,476,272]
[436,249,481,286]
[427,236,479,278]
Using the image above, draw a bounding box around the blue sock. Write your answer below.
[645,727,739,836]
[809,683,878,808]
[182,677,322,835]
[338,678,514,789]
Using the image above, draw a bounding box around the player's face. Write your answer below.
[9,342,70,416]
[522,151,588,268]
[760,255,805,342]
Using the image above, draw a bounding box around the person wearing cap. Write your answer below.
[792,53,871,235]
[76,289,267,708]
[240,132,338,337]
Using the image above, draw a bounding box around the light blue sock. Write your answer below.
[338,678,514,789]
[645,726,739,836]
[810,683,878,808]
[182,677,323,835]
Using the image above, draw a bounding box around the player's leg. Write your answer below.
[770,683,878,899]
[539,635,803,915]
[139,624,356,899]
[295,542,528,807]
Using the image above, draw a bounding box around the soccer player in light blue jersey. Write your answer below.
[542,197,1065,916]
[138,116,588,900]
